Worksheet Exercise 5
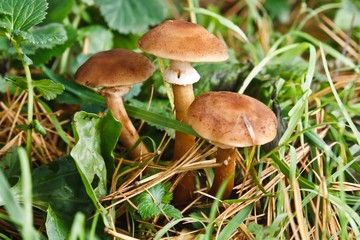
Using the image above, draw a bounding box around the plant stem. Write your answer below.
[10,36,34,160]
[187,0,197,23]
[23,62,34,159]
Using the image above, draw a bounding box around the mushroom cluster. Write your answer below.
[138,20,229,204]
[74,20,277,204]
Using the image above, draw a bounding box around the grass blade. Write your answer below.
[218,204,253,239]
[186,7,249,42]
[320,44,360,145]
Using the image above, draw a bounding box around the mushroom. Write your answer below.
[187,91,277,199]
[138,20,229,203]
[74,48,155,160]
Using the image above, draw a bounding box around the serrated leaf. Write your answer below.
[26,23,67,47]
[94,0,166,34]
[136,184,164,219]
[33,79,64,100]
[134,184,182,220]
[0,0,48,31]
[29,25,77,65]
[162,204,182,220]
[5,75,27,90]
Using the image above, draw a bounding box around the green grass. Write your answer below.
[0,0,359,239]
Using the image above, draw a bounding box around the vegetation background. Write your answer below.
[0,0,359,239]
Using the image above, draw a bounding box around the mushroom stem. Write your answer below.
[209,147,236,199]
[172,84,196,159]
[172,84,196,204]
[167,61,199,204]
[103,88,149,160]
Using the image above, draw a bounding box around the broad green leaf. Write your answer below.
[71,112,109,197]
[78,25,113,54]
[264,0,290,22]
[0,0,48,31]
[0,168,23,224]
[71,111,119,228]
[99,110,121,177]
[5,75,27,90]
[94,0,166,34]
[31,156,93,216]
[33,79,64,101]
[46,206,68,240]
[0,148,21,186]
[26,23,67,47]
[43,0,74,24]
[30,25,77,65]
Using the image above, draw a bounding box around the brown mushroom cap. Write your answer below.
[74,48,155,88]
[138,20,229,63]
[187,91,277,148]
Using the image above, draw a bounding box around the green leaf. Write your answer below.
[45,205,68,240]
[334,0,360,29]
[134,184,182,220]
[78,25,113,54]
[0,147,21,186]
[71,111,119,228]
[30,156,93,216]
[0,0,48,31]
[5,75,27,90]
[30,25,77,65]
[43,0,74,24]
[139,184,164,218]
[26,23,67,47]
[0,168,23,224]
[161,204,182,220]
[71,112,111,197]
[33,79,64,101]
[94,0,167,34]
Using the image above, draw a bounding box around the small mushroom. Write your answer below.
[187,91,277,199]
[74,48,155,160]
[138,20,228,203]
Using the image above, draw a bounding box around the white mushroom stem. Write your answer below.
[165,60,200,204]
[164,61,200,85]
[101,87,149,160]
[209,147,236,199]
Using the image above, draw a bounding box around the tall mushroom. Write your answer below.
[138,20,229,203]
[187,91,277,199]
[74,48,155,160]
